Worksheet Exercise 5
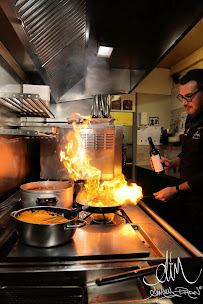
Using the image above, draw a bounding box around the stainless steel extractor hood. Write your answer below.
[0,0,87,102]
[0,0,203,103]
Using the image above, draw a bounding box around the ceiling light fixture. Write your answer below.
[97,45,114,58]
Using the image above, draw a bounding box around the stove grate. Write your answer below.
[79,209,130,225]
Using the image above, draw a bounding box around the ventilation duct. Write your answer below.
[11,0,87,101]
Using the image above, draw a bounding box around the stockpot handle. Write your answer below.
[63,219,86,230]
[36,197,58,206]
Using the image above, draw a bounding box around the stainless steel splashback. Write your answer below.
[40,125,122,180]
[0,135,40,201]
[0,93,41,201]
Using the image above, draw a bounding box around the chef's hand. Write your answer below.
[160,157,173,172]
[150,157,172,172]
[153,186,177,202]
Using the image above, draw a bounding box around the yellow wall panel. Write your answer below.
[110,112,133,126]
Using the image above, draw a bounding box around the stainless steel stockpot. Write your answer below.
[20,180,74,208]
[11,206,85,247]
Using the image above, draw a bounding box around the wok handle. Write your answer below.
[95,264,160,286]
[63,219,86,229]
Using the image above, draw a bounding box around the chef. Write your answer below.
[153,69,203,251]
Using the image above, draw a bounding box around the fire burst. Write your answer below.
[60,113,142,207]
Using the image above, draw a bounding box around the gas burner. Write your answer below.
[78,209,130,225]
[92,217,112,224]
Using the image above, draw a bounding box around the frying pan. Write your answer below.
[76,194,154,214]
[76,195,123,214]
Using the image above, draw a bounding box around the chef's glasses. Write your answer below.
[177,88,203,102]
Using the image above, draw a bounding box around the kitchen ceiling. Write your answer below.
[0,0,202,102]
[158,17,203,69]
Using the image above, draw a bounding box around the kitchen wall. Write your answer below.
[0,56,22,96]
[111,68,172,126]
[50,98,93,121]
[136,93,171,129]
[0,136,40,201]
[0,56,22,127]
[110,68,173,166]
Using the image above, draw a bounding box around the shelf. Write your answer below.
[0,92,55,119]
[0,128,57,138]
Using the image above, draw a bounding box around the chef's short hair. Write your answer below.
[179,69,203,88]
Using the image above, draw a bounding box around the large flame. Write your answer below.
[60,113,143,207]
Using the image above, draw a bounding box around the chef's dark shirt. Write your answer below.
[178,112,203,192]
[157,113,203,251]
[166,113,203,250]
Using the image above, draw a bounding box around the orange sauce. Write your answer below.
[17,210,69,224]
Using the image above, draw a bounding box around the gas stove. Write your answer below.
[7,202,150,261]
[0,191,202,304]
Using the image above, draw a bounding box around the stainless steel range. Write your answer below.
[0,190,202,304]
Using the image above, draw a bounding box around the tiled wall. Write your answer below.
[170,107,187,134]
[137,126,161,145]
[136,145,150,165]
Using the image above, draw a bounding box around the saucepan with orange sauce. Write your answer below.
[10,206,85,247]
[20,180,74,209]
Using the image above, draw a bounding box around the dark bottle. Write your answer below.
[148,137,165,175]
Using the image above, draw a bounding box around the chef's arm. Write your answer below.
[174,181,191,192]
[154,175,203,202]
[153,181,190,202]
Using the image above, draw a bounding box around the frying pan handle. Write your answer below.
[63,219,86,229]
[64,205,89,217]
[94,264,159,286]
[141,195,154,199]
